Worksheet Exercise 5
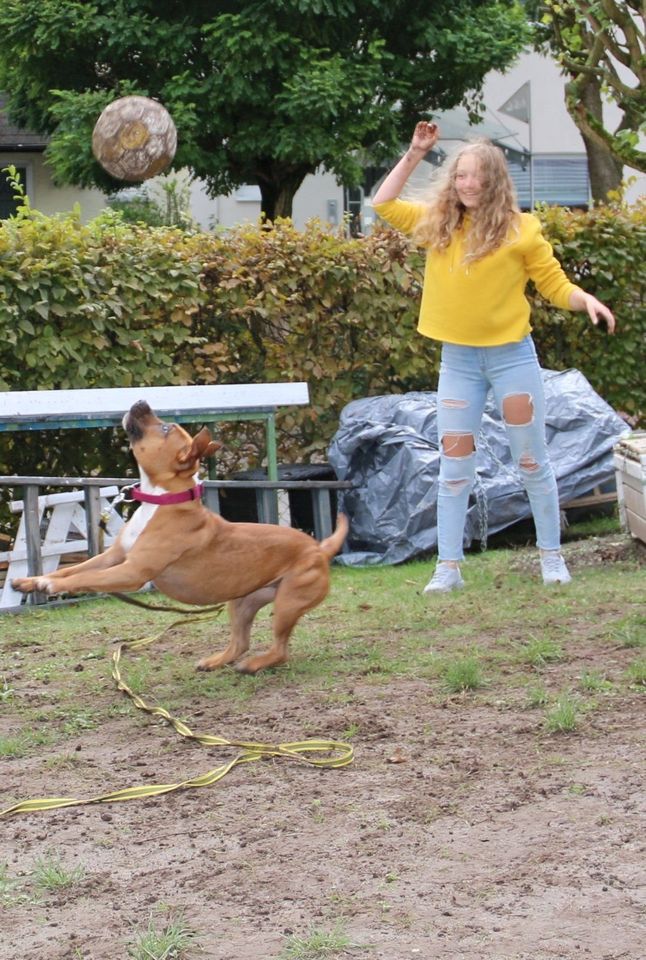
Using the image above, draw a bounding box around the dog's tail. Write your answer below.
[319,512,349,561]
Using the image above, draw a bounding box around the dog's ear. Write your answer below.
[176,427,221,466]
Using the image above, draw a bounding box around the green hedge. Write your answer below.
[0,198,643,486]
[0,203,203,477]
[530,200,645,424]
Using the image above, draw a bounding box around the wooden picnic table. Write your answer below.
[0,383,310,481]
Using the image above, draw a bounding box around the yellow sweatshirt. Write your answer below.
[373,198,581,347]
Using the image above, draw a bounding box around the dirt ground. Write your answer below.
[2,537,645,960]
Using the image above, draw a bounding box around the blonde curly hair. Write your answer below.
[413,139,520,263]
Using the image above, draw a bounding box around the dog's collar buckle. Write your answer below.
[129,483,204,506]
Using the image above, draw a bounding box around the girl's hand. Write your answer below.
[410,121,439,155]
[570,289,616,334]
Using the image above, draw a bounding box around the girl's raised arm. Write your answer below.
[373,122,440,205]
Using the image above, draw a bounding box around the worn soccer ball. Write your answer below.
[92,96,177,182]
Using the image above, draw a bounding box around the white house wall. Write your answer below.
[186,168,344,232]
[0,151,106,221]
[482,51,644,205]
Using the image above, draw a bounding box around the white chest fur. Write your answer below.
[119,469,164,554]
[120,501,158,553]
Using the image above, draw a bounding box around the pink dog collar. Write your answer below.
[129,483,204,505]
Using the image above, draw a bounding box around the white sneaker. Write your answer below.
[540,551,572,585]
[423,563,465,594]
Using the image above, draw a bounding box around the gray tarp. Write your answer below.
[328,369,629,566]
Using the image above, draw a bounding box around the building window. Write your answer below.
[0,165,26,219]
[234,184,261,203]
[508,155,590,209]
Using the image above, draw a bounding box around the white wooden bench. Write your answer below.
[0,484,125,610]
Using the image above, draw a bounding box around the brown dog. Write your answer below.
[13,401,348,673]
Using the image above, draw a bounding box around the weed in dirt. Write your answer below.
[119,657,156,696]
[126,911,200,960]
[326,891,359,918]
[0,863,28,906]
[625,656,646,688]
[0,729,52,757]
[107,700,140,717]
[0,677,14,702]
[340,721,361,740]
[518,636,563,668]
[578,670,613,693]
[441,654,484,693]
[279,922,360,959]
[616,617,646,648]
[31,852,86,892]
[43,752,85,770]
[31,662,58,681]
[62,708,99,735]
[524,681,549,708]
[544,695,580,733]
[567,782,588,796]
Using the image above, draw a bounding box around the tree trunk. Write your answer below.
[567,75,623,203]
[257,166,311,222]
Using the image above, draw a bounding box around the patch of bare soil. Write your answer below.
[2,538,645,960]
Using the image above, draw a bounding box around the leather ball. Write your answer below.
[92,96,177,182]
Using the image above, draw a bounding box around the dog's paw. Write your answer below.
[12,577,37,593]
[12,576,56,594]
[235,654,287,674]
[196,653,236,671]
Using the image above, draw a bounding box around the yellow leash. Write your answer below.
[0,613,354,819]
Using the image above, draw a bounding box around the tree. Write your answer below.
[0,0,529,219]
[532,0,645,201]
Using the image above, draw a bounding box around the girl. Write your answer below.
[372,121,615,592]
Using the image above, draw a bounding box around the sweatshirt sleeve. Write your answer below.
[522,214,580,310]
[372,198,427,236]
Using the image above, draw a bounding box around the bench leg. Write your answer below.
[83,486,102,557]
[311,489,333,541]
[23,485,47,606]
[256,489,279,525]
[203,485,221,515]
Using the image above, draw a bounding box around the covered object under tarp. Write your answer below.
[328,369,629,566]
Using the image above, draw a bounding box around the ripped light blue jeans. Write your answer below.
[437,335,560,561]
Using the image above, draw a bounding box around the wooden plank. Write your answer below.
[10,486,119,512]
[624,507,646,544]
[614,453,646,482]
[562,489,617,510]
[614,432,646,464]
[623,484,646,519]
[0,539,104,565]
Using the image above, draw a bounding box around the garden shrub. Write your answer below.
[0,186,204,479]
[181,219,430,462]
[530,199,645,424]
[0,192,643,498]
